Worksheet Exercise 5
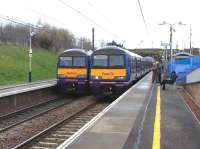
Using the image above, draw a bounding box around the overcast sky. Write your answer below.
[0,0,199,49]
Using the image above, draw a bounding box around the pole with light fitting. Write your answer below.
[29,25,34,82]
[159,21,185,59]
[159,21,185,72]
[28,24,43,82]
[189,26,192,55]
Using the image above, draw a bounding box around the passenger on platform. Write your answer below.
[157,65,162,84]
[161,70,178,90]
[161,71,167,90]
[152,64,157,83]
[170,71,178,84]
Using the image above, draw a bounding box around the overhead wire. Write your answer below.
[137,0,152,46]
[0,15,30,27]
[87,1,112,24]
[0,15,42,30]
[137,0,150,36]
[0,14,59,39]
[29,8,70,28]
[57,0,120,39]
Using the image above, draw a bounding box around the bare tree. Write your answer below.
[0,21,92,52]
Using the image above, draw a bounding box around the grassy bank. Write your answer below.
[0,45,58,85]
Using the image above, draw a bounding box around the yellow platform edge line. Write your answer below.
[152,85,161,149]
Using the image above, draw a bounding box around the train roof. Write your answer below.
[173,52,193,58]
[94,46,142,59]
[59,49,90,57]
[142,56,155,62]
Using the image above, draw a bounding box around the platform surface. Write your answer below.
[58,73,200,149]
[160,86,200,149]
[59,73,153,149]
[0,79,56,98]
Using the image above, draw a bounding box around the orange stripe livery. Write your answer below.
[91,69,126,80]
[58,68,87,78]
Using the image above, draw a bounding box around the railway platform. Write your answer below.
[0,79,57,116]
[0,79,56,98]
[58,72,200,149]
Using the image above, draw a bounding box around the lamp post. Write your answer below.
[159,21,185,59]
[92,27,95,50]
[189,26,192,54]
[29,25,34,82]
[28,24,43,82]
[159,21,185,73]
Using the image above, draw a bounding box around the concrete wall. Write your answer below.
[186,68,200,84]
[0,86,59,116]
[184,83,200,107]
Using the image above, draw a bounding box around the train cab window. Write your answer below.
[93,55,108,67]
[110,55,124,67]
[58,57,72,67]
[73,57,86,67]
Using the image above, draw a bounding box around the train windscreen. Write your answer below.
[92,55,124,67]
[73,57,86,67]
[93,55,108,67]
[110,55,124,67]
[58,56,86,67]
[59,57,72,67]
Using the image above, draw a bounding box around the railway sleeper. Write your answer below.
[54,130,70,134]
[76,116,93,119]
[67,122,85,125]
[43,137,66,143]
[51,134,71,138]
[39,139,63,145]
[37,141,58,147]
[77,115,94,118]
[70,120,88,123]
[84,114,97,117]
[59,128,79,132]
[53,131,76,135]
[58,131,76,135]
[75,118,91,121]
[60,126,80,130]
[30,146,53,149]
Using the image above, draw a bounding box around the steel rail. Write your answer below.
[13,101,102,149]
[0,98,73,133]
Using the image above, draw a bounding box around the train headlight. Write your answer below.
[115,76,125,80]
[91,76,101,79]
[93,76,100,79]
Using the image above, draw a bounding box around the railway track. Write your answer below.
[13,101,109,149]
[0,98,73,132]
[0,95,98,149]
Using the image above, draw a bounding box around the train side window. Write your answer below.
[131,58,136,73]
[130,58,132,72]
[129,57,133,72]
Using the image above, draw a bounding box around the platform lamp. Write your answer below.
[159,21,185,72]
[28,24,43,82]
